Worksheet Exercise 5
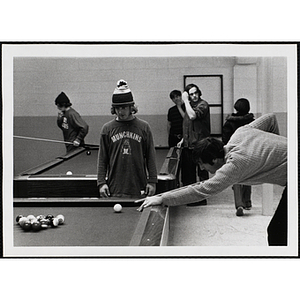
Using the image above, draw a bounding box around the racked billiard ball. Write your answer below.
[31,221,41,231]
[50,218,59,227]
[56,214,65,225]
[36,215,45,221]
[27,215,36,222]
[16,215,23,223]
[40,219,49,229]
[18,217,28,227]
[22,221,32,231]
[46,214,54,220]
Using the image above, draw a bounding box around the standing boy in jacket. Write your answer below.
[222,98,255,216]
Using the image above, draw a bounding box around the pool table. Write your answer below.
[13,203,170,247]
[14,146,181,200]
[12,146,179,250]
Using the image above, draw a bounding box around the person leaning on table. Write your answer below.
[137,113,287,246]
[55,91,89,153]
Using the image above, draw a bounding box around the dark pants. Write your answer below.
[168,134,182,148]
[181,147,209,186]
[232,184,252,209]
[267,186,287,246]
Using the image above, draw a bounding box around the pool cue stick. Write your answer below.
[155,182,200,197]
[13,135,98,148]
[136,183,201,210]
[14,135,73,145]
[138,183,200,201]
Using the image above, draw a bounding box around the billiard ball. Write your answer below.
[86,151,91,155]
[36,215,45,221]
[30,218,38,224]
[31,221,41,231]
[16,215,23,223]
[113,204,122,213]
[22,221,32,231]
[27,214,36,221]
[46,214,54,220]
[56,214,65,224]
[18,217,28,227]
[50,218,59,227]
[66,171,73,175]
[40,219,49,229]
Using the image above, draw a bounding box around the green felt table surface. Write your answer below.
[14,205,142,246]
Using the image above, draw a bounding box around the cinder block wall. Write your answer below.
[13,56,287,174]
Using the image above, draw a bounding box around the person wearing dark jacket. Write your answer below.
[222,98,255,216]
[167,90,185,148]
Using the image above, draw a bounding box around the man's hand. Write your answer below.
[182,91,189,103]
[177,138,184,148]
[145,183,156,197]
[99,184,110,197]
[73,139,80,147]
[135,195,163,211]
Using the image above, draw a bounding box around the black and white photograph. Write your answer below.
[1,1,300,298]
[2,43,297,257]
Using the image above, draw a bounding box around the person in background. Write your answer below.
[177,83,211,206]
[97,79,157,199]
[55,91,89,153]
[222,98,255,216]
[167,90,185,148]
[137,113,287,246]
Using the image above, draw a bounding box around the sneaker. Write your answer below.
[236,206,244,216]
[187,199,207,206]
[245,201,252,210]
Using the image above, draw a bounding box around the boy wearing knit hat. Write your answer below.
[55,92,89,152]
[97,80,158,198]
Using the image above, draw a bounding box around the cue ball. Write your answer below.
[113,204,122,213]
[86,151,91,155]
[66,171,73,175]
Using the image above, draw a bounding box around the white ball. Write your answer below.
[27,215,36,221]
[18,217,28,226]
[66,171,73,175]
[56,214,65,224]
[113,204,122,213]
[52,218,59,227]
